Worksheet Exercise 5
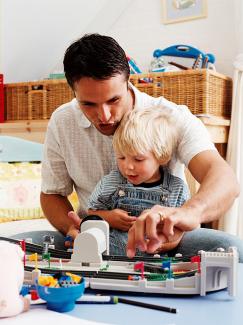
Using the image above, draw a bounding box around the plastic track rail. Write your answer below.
[0,236,191,262]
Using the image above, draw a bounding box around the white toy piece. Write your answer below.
[199,247,238,296]
[71,219,109,267]
[0,241,29,318]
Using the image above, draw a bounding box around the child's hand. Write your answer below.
[106,209,137,231]
[87,208,136,231]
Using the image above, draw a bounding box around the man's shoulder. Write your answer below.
[48,98,91,129]
[47,100,74,129]
[51,99,76,119]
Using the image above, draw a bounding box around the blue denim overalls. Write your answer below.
[109,168,186,255]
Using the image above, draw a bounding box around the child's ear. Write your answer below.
[159,156,171,166]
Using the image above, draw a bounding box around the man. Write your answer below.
[39,34,242,259]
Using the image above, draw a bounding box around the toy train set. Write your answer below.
[0,218,239,297]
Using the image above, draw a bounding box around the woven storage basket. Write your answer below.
[4,79,74,120]
[129,69,232,117]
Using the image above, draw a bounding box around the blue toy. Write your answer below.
[127,56,142,74]
[36,277,85,312]
[153,45,215,69]
[150,56,166,73]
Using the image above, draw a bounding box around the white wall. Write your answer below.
[234,0,243,54]
[1,0,240,83]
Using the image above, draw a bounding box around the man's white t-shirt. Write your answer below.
[41,83,215,212]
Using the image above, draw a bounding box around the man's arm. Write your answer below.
[161,150,239,237]
[126,150,239,257]
[186,150,240,224]
[40,192,74,235]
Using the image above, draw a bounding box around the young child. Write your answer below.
[87,107,190,256]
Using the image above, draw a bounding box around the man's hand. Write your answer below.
[88,208,137,232]
[153,227,185,253]
[65,211,82,248]
[126,205,201,258]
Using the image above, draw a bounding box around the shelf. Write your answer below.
[0,120,48,143]
[197,115,230,144]
[0,116,230,145]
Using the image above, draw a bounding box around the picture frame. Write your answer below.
[162,0,207,24]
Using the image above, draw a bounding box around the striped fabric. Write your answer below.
[87,169,189,211]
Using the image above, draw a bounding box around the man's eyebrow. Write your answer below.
[77,99,96,105]
[77,95,120,105]
[107,95,120,102]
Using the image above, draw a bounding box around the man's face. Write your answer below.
[74,74,133,136]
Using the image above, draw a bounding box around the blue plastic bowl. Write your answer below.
[36,278,85,312]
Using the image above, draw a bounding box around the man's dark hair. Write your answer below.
[63,33,130,88]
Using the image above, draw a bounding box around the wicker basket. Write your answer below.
[4,79,74,120]
[3,69,232,121]
[129,69,232,117]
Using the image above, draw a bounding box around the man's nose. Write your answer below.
[98,105,111,123]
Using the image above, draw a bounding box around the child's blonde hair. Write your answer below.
[113,106,178,164]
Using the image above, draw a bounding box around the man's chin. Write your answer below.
[97,124,118,136]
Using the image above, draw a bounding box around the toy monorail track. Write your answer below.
[0,236,190,262]
[24,264,197,280]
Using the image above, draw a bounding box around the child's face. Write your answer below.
[116,151,161,185]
